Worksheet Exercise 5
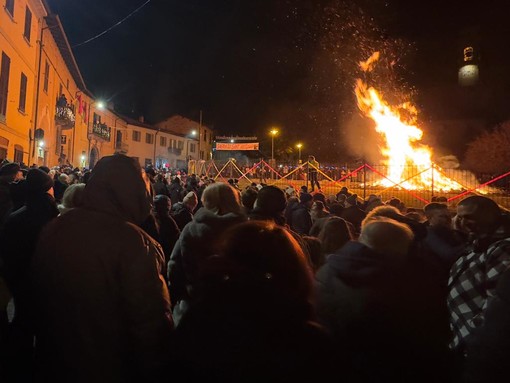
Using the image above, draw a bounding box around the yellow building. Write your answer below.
[0,0,46,163]
[0,1,117,168]
[121,116,194,170]
[155,115,214,161]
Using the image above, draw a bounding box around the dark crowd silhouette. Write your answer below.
[0,154,509,383]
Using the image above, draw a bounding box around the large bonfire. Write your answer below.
[355,52,463,192]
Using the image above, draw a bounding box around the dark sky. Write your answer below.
[47,0,510,161]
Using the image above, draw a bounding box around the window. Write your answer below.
[43,61,49,92]
[190,143,196,153]
[13,144,23,163]
[160,136,167,147]
[24,7,32,42]
[177,140,183,150]
[145,133,153,144]
[93,113,101,124]
[0,52,11,119]
[18,72,27,112]
[132,130,141,142]
[144,158,152,167]
[5,0,14,17]
[204,131,207,142]
[59,83,63,97]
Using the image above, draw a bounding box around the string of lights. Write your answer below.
[72,0,152,48]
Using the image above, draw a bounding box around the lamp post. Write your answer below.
[296,143,302,164]
[270,128,278,163]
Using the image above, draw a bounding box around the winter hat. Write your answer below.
[183,191,198,205]
[26,168,54,193]
[39,166,50,174]
[346,194,358,206]
[0,163,20,177]
[300,185,308,194]
[255,186,287,213]
[300,193,313,204]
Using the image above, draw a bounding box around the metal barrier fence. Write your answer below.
[196,159,510,209]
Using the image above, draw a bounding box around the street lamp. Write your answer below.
[270,128,278,163]
[296,143,303,164]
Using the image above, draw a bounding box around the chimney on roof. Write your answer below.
[139,116,144,123]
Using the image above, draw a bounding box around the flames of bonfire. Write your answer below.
[355,52,463,192]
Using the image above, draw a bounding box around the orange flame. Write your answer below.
[355,53,463,192]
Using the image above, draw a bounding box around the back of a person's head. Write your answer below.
[241,187,258,212]
[183,191,198,208]
[60,183,86,211]
[359,217,414,257]
[423,202,448,219]
[202,221,313,317]
[153,194,171,214]
[318,217,353,255]
[363,204,401,227]
[201,182,242,216]
[253,186,286,214]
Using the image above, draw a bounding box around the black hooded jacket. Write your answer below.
[31,155,173,383]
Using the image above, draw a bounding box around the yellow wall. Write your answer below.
[0,0,44,164]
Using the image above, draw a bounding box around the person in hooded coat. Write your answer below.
[31,155,173,383]
[168,183,246,306]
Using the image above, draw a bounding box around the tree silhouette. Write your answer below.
[464,121,510,174]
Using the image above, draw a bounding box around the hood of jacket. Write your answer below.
[83,155,151,226]
[192,207,245,227]
[325,241,390,287]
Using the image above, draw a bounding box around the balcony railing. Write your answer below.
[115,141,129,154]
[55,105,76,130]
[92,122,111,141]
[168,147,182,156]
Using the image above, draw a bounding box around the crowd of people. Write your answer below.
[0,154,509,382]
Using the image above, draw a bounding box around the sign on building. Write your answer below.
[215,142,259,151]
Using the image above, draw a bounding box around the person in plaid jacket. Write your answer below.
[447,196,510,355]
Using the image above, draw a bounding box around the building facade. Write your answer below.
[0,2,213,170]
[0,0,46,164]
[155,115,214,161]
[121,116,196,170]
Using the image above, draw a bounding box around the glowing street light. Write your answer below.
[96,101,105,110]
[191,130,197,136]
[296,143,303,164]
[270,128,279,163]
[230,139,234,143]
[38,141,45,148]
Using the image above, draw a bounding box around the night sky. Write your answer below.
[47,0,510,161]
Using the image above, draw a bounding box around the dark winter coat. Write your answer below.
[1,193,59,325]
[315,241,451,382]
[171,202,194,231]
[168,208,246,302]
[463,267,510,383]
[31,155,173,383]
[339,205,366,233]
[168,180,183,205]
[0,179,12,229]
[289,203,312,236]
[153,211,180,266]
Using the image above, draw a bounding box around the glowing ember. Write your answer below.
[355,53,463,192]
